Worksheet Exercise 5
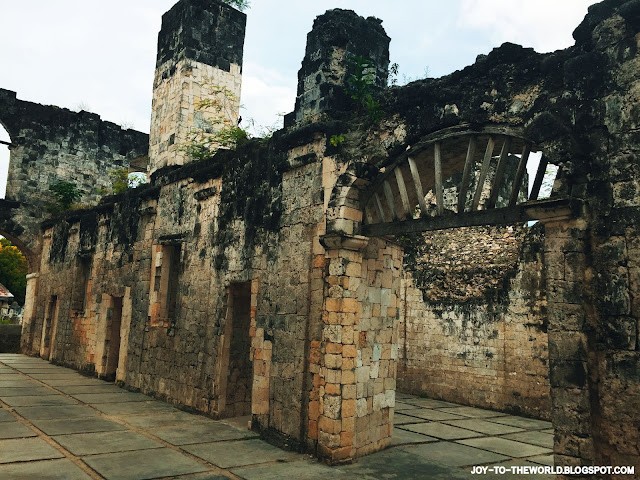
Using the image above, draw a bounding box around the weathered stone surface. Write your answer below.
[5,0,640,472]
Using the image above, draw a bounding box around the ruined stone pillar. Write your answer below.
[285,9,390,127]
[149,0,246,173]
[313,234,401,464]
[20,272,39,352]
[543,217,595,472]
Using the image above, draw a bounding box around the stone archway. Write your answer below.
[313,123,595,467]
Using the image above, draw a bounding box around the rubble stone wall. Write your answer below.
[0,88,148,254]
[398,226,551,419]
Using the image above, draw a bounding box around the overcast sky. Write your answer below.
[0,0,595,198]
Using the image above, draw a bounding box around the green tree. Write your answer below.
[48,180,81,213]
[0,238,28,305]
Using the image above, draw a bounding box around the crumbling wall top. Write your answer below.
[156,0,247,71]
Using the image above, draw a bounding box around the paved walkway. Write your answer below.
[0,354,554,479]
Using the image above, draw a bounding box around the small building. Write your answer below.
[0,283,14,317]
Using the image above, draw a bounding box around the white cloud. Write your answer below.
[458,0,594,53]
[240,63,296,136]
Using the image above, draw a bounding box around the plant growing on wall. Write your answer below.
[183,83,250,160]
[222,0,250,11]
[346,55,382,123]
[103,168,148,195]
[48,180,81,213]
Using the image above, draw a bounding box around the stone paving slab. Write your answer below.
[83,447,210,480]
[0,361,50,366]
[402,408,467,422]
[502,431,554,448]
[401,398,460,409]
[394,441,509,467]
[28,373,86,380]
[14,405,100,420]
[54,384,126,394]
[53,430,164,456]
[31,417,128,435]
[37,377,107,386]
[457,437,552,457]
[121,410,217,428]
[0,420,38,439]
[443,418,525,435]
[393,401,422,411]
[437,406,509,418]
[71,392,151,404]
[0,386,57,396]
[0,394,79,407]
[177,475,230,480]
[184,438,298,468]
[391,427,438,446]
[393,412,428,425]
[399,422,483,440]
[0,379,39,387]
[151,421,259,446]
[487,416,552,430]
[91,400,178,416]
[0,437,64,463]
[232,459,347,480]
[528,454,554,466]
[8,365,76,375]
[0,408,16,422]
[341,443,473,480]
[0,458,93,480]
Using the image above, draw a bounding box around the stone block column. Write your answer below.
[543,217,596,472]
[312,233,401,464]
[150,0,246,173]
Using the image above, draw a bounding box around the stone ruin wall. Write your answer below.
[8,0,640,471]
[0,88,149,256]
[22,141,326,440]
[398,225,551,420]
[396,153,551,420]
[149,0,246,173]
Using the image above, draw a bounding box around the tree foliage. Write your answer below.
[48,180,81,213]
[0,238,28,305]
[222,0,250,11]
[346,55,382,123]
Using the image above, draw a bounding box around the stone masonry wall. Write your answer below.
[398,226,550,419]
[149,0,246,173]
[0,88,148,254]
[21,132,328,451]
[150,58,243,172]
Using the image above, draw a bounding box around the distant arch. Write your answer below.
[0,229,36,274]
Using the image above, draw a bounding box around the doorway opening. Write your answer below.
[221,282,253,418]
[104,296,123,380]
[96,295,123,380]
[40,295,59,360]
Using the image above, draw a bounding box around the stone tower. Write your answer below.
[285,9,390,127]
[149,0,246,174]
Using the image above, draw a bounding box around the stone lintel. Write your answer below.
[320,234,369,251]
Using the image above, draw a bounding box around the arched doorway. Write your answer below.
[314,124,572,464]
